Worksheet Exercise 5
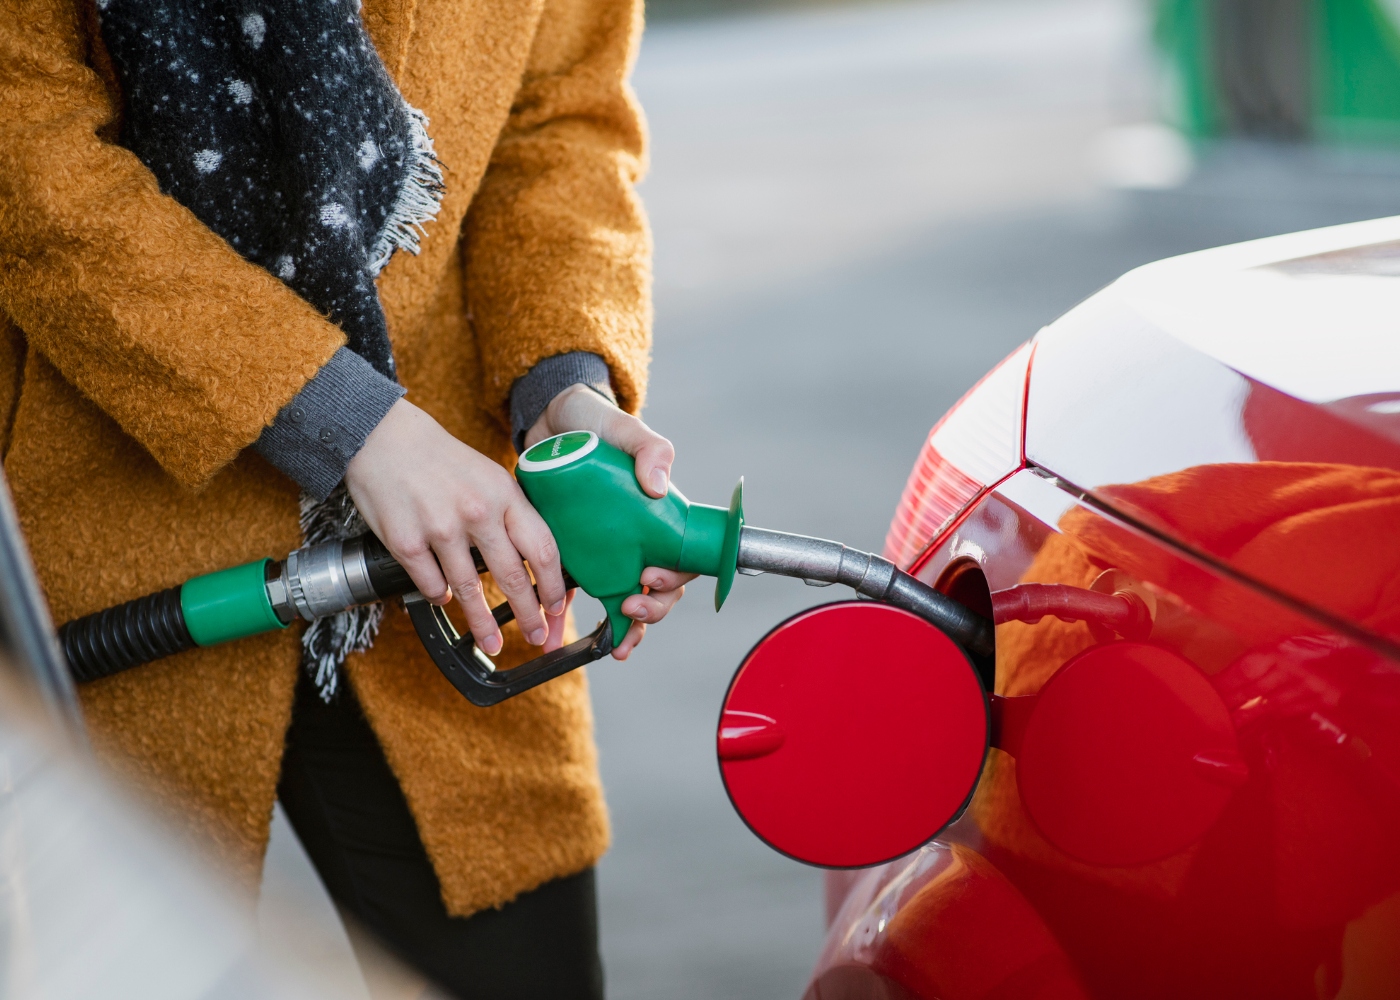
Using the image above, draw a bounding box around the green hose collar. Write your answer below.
[182,558,287,647]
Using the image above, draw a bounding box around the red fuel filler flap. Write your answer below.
[718,602,989,868]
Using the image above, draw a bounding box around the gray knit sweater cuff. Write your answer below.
[509,351,616,454]
[254,346,406,502]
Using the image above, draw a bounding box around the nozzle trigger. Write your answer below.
[600,594,639,651]
[404,570,612,707]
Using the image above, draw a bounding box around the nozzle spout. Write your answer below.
[736,526,994,658]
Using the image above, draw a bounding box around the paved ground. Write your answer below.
[260,1,1400,996]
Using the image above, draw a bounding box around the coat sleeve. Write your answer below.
[463,0,652,422]
[0,0,347,491]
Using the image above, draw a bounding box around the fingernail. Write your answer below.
[548,599,566,616]
[630,606,648,622]
[482,633,503,656]
[650,469,668,495]
[527,626,547,645]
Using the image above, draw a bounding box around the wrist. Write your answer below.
[510,352,615,454]
[346,397,415,484]
[527,383,614,449]
[546,383,609,427]
[254,346,405,501]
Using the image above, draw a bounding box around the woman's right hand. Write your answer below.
[344,398,566,656]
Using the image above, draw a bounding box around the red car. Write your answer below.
[730,217,1400,1000]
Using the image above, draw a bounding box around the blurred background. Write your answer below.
[9,0,1400,997]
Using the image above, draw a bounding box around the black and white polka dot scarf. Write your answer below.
[98,0,445,698]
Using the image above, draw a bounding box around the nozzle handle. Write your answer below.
[360,533,417,598]
[404,568,612,707]
[362,536,612,706]
[515,433,745,640]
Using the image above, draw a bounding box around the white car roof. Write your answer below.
[1106,215,1400,404]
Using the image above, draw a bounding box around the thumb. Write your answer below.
[605,413,675,499]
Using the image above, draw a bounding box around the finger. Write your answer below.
[387,533,452,606]
[476,539,548,647]
[612,620,646,660]
[543,590,576,653]
[621,586,685,625]
[505,502,567,616]
[436,540,502,655]
[640,567,697,592]
[604,413,675,498]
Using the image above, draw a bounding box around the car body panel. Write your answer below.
[807,838,1088,1000]
[817,470,1400,998]
[1072,215,1400,408]
[1026,218,1400,645]
[813,218,1400,999]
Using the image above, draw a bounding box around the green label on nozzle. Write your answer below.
[519,431,598,471]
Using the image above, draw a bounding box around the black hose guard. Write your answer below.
[61,586,195,683]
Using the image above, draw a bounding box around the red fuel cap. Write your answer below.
[719,602,989,868]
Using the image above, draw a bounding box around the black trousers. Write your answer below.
[277,671,605,1000]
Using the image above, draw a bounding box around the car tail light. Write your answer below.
[883,342,1033,568]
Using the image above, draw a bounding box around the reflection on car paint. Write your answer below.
[809,838,1088,1000]
[1026,289,1400,649]
[815,466,1400,999]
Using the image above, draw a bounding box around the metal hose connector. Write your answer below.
[60,586,195,683]
[736,526,995,657]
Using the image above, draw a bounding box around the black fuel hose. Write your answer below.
[59,535,470,685]
[61,586,195,683]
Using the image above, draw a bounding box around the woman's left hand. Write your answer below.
[524,384,696,659]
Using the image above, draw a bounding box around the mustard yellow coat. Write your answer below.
[0,0,651,916]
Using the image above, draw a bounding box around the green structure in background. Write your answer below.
[1157,0,1400,144]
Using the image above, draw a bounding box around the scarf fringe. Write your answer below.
[368,104,446,277]
[298,487,384,702]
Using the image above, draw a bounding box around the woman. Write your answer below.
[0,0,678,995]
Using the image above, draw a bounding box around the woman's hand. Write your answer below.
[345,398,566,657]
[524,384,696,659]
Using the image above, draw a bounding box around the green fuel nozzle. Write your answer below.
[58,432,993,707]
[515,431,744,646]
